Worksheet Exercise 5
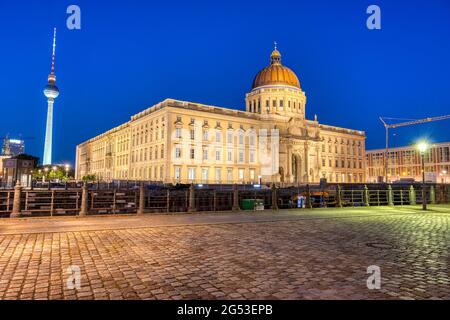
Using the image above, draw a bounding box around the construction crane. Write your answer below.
[379,115,450,183]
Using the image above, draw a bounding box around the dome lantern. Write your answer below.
[251,44,300,90]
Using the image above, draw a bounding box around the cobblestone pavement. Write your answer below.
[0,206,449,300]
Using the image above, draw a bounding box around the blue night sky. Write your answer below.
[0,0,449,165]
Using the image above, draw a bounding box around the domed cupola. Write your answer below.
[246,44,306,118]
[251,46,300,90]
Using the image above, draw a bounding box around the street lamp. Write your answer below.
[43,167,49,183]
[64,164,70,178]
[417,141,429,210]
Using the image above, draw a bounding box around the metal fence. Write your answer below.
[1,182,449,218]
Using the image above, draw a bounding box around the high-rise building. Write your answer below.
[42,28,59,165]
[76,46,366,184]
[1,136,25,157]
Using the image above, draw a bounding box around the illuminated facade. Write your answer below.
[366,142,450,183]
[76,48,366,184]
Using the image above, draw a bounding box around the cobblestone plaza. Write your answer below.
[0,206,449,300]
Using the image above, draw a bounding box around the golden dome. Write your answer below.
[251,48,300,90]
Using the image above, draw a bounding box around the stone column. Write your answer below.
[409,185,416,205]
[232,184,240,211]
[79,183,88,216]
[10,181,22,218]
[188,184,196,212]
[137,182,145,215]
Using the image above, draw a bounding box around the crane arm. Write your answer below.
[381,115,450,129]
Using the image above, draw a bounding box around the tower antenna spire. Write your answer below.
[51,27,56,74]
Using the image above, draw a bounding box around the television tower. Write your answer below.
[42,28,59,165]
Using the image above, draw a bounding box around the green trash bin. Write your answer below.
[241,199,256,210]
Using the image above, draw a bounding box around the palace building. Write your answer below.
[75,47,366,184]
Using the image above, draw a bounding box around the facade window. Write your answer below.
[201,168,208,181]
[161,145,164,159]
[190,148,195,160]
[250,150,255,163]
[227,168,233,182]
[188,168,196,181]
[216,150,221,161]
[155,146,158,159]
[175,146,181,159]
[215,168,221,182]
[250,134,255,146]
[227,131,233,144]
[227,150,232,162]
[190,129,195,140]
[238,169,245,181]
[238,151,244,163]
[279,100,284,108]
[322,158,326,167]
[149,147,153,160]
[175,167,181,181]
[250,169,255,181]
[203,148,208,161]
[203,130,209,141]
[216,131,221,142]
[238,132,244,145]
[273,100,276,107]
[175,128,182,138]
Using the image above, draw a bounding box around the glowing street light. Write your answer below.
[64,164,70,177]
[416,141,429,210]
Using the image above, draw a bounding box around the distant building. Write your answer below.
[366,142,450,183]
[1,154,38,187]
[1,137,25,157]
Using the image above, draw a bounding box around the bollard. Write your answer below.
[137,183,145,215]
[388,184,394,206]
[232,184,240,211]
[188,184,196,212]
[430,185,436,204]
[79,183,88,216]
[271,183,278,211]
[10,181,22,218]
[364,185,370,206]
[336,185,342,208]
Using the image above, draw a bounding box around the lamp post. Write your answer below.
[64,164,70,178]
[417,142,429,210]
[43,167,49,183]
